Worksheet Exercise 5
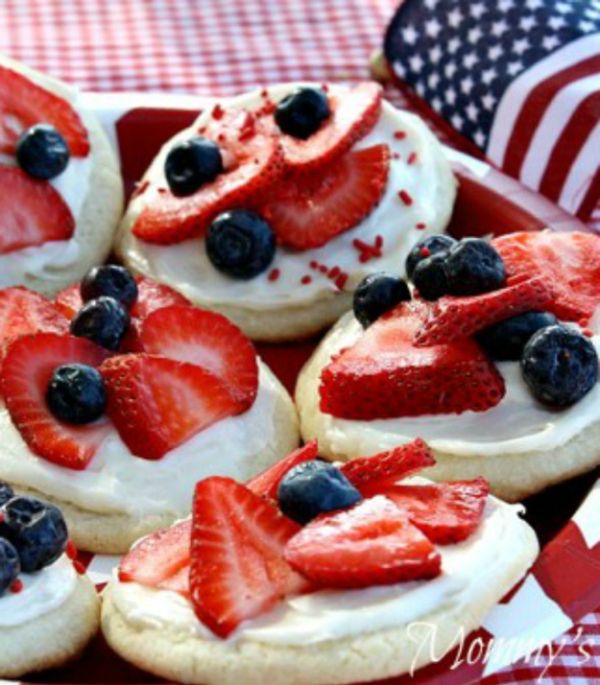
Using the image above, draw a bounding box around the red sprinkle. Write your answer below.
[10,579,23,594]
[353,236,384,263]
[398,189,413,206]
[309,260,318,269]
[131,179,149,199]
[260,88,269,98]
[420,246,431,257]
[394,130,406,140]
[321,83,330,93]
[319,264,328,274]
[415,222,427,230]
[335,273,349,290]
[211,103,225,120]
[301,275,312,285]
[73,560,86,575]
[328,266,341,278]
[157,187,167,195]
[66,539,78,560]
[268,268,280,282]
[392,152,401,160]
[407,152,418,165]
[583,328,594,338]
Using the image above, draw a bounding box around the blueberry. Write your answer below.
[353,274,411,328]
[277,460,362,524]
[0,497,68,573]
[0,482,13,507]
[444,238,506,296]
[70,296,130,351]
[16,124,70,180]
[405,234,456,280]
[46,363,107,425]
[275,88,331,139]
[412,252,449,301]
[477,311,558,361]
[81,265,138,309]
[0,538,20,596]
[521,325,598,407]
[164,137,223,196]
[206,209,276,279]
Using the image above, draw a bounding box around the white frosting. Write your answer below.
[122,84,454,311]
[0,363,286,517]
[0,555,77,627]
[313,314,600,457]
[109,492,535,645]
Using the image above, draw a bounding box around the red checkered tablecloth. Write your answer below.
[0,1,598,683]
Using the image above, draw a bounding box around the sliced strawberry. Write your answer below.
[258,144,390,250]
[0,65,89,156]
[0,167,75,254]
[100,354,241,460]
[189,477,307,637]
[494,231,600,325]
[275,82,383,171]
[320,301,505,419]
[137,305,258,409]
[0,333,110,469]
[159,564,190,597]
[340,439,436,496]
[132,110,284,244]
[0,287,68,357]
[384,478,490,545]
[414,276,556,347]
[284,496,441,589]
[247,441,319,499]
[53,283,82,320]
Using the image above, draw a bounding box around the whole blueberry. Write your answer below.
[81,265,138,309]
[521,325,599,407]
[46,363,107,425]
[275,88,331,139]
[16,124,70,180]
[0,497,68,573]
[412,252,449,300]
[405,234,456,280]
[353,273,411,328]
[444,238,506,296]
[0,538,20,596]
[206,209,276,279]
[477,311,558,361]
[164,137,223,196]
[0,482,14,507]
[70,296,130,351]
[277,460,362,524]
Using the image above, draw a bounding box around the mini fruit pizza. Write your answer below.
[115,82,456,341]
[296,230,600,501]
[0,265,298,554]
[0,55,123,294]
[101,439,537,685]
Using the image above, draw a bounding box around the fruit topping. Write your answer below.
[0,65,89,156]
[70,296,130,351]
[521,325,598,407]
[131,109,283,244]
[100,354,241,460]
[284,496,442,588]
[412,252,450,301]
[46,363,107,425]
[274,87,331,140]
[443,238,506,296]
[16,123,70,180]
[406,235,456,280]
[138,305,258,409]
[164,136,224,196]
[353,273,411,328]
[494,231,600,325]
[0,538,20,596]
[1,333,110,469]
[477,311,558,361]
[259,144,390,250]
[414,276,555,347]
[206,208,276,279]
[130,278,190,320]
[0,167,75,255]
[81,265,139,309]
[247,441,319,500]
[0,482,14,507]
[189,477,307,637]
[277,460,362,524]
[384,478,490,545]
[320,301,505,419]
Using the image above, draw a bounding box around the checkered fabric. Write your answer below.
[0,1,598,683]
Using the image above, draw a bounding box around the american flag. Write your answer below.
[384,0,600,224]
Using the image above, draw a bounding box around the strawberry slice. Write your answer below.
[340,439,436,496]
[0,287,68,357]
[276,82,383,171]
[0,167,75,254]
[137,305,258,409]
[54,283,83,320]
[132,109,284,244]
[258,144,390,250]
[320,302,505,419]
[494,231,600,326]
[384,478,490,545]
[159,565,191,597]
[414,276,555,347]
[0,333,110,469]
[284,496,441,588]
[190,477,307,637]
[0,65,89,156]
[247,441,319,499]
[100,354,241,460]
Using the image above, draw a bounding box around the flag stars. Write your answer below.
[548,15,567,30]
[556,1,572,12]
[463,52,478,69]
[444,62,457,78]
[474,130,486,147]
[491,20,509,37]
[424,0,439,8]
[470,2,485,19]
[425,18,442,38]
[514,38,530,55]
[526,0,543,8]
[542,35,560,51]
[431,97,443,112]
[448,37,461,53]
[579,20,596,32]
[430,45,443,63]
[448,8,463,27]
[482,68,497,85]
[482,93,496,110]
[466,103,479,122]
[402,25,419,45]
[428,73,441,88]
[461,76,474,94]
[451,114,464,130]
[445,87,457,105]
[507,60,524,76]
[415,82,426,96]
[468,26,483,43]
[409,54,424,72]
[488,45,503,61]
[520,15,537,31]
[498,0,514,10]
